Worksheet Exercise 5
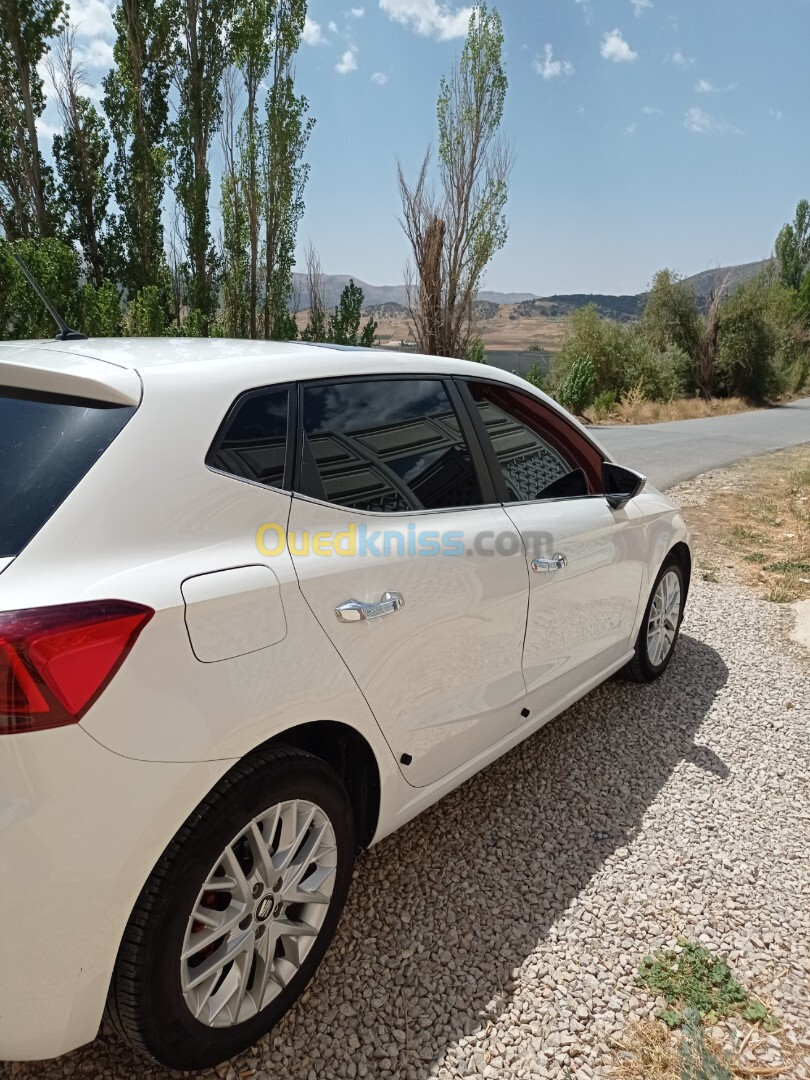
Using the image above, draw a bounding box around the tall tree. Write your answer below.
[398,3,512,358]
[775,199,810,294]
[230,0,273,338]
[170,0,234,332]
[220,66,248,336]
[0,0,63,239]
[103,0,172,296]
[50,26,113,286]
[261,43,313,340]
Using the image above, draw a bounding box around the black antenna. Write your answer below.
[9,247,87,341]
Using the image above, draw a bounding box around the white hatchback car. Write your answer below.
[0,338,690,1069]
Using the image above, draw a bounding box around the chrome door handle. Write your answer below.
[531,553,567,573]
[335,591,405,623]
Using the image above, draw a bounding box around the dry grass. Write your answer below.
[682,447,810,603]
[612,1018,797,1079]
[612,1021,686,1079]
[585,395,755,426]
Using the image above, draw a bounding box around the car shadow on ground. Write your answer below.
[3,633,728,1079]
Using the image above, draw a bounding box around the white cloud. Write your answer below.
[533,44,574,81]
[36,115,59,140]
[642,105,663,115]
[684,106,743,135]
[624,122,638,135]
[76,37,115,68]
[379,0,473,40]
[695,78,736,93]
[631,0,652,16]
[328,20,339,32]
[68,0,115,39]
[669,49,695,69]
[371,71,388,84]
[769,108,784,120]
[349,6,365,15]
[573,0,593,23]
[336,47,358,74]
[601,29,638,63]
[303,16,326,44]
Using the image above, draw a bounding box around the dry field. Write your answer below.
[295,305,568,353]
[669,446,810,604]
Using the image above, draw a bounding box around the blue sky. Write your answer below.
[39,0,810,295]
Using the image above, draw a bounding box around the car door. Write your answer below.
[459,378,647,700]
[287,375,530,788]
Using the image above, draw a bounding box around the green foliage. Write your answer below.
[679,1010,733,1080]
[466,336,487,363]
[591,389,618,418]
[775,199,810,293]
[524,362,548,391]
[715,281,779,400]
[50,29,113,285]
[125,285,167,337]
[261,66,313,340]
[169,0,233,331]
[552,305,689,404]
[0,0,63,240]
[79,281,121,336]
[638,940,777,1030]
[0,236,78,338]
[558,356,596,413]
[643,269,703,362]
[327,280,378,346]
[103,0,172,296]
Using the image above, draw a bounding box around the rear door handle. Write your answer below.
[335,591,405,623]
[531,553,567,573]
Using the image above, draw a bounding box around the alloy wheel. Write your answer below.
[180,799,337,1028]
[646,569,682,667]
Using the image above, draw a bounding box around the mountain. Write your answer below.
[292,274,539,312]
[680,260,772,299]
[294,260,772,318]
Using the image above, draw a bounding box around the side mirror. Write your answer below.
[602,461,646,510]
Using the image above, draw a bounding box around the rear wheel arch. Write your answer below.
[255,721,381,850]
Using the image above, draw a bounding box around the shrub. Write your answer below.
[80,281,121,336]
[591,389,618,419]
[558,356,596,413]
[642,269,703,361]
[715,283,779,400]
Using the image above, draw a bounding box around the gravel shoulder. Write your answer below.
[3,476,810,1080]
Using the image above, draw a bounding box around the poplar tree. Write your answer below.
[50,27,113,286]
[103,0,172,298]
[0,0,63,239]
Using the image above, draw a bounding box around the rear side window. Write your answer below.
[299,379,483,512]
[207,387,290,489]
[0,389,135,557]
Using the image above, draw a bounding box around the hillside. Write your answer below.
[296,258,772,354]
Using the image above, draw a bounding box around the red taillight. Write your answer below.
[0,601,154,734]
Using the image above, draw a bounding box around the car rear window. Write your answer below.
[0,388,135,557]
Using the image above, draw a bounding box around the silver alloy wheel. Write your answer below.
[646,569,682,667]
[180,799,337,1028]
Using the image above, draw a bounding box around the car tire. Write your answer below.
[622,555,686,683]
[107,746,355,1071]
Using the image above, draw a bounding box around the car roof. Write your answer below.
[0,337,612,458]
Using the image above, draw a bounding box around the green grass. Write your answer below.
[766,559,810,574]
[743,551,768,564]
[637,939,778,1030]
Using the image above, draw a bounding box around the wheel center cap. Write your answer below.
[255,895,274,922]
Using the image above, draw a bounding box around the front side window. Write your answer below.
[465,381,603,501]
[207,387,289,489]
[299,379,483,512]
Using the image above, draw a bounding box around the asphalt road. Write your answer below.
[591,396,810,489]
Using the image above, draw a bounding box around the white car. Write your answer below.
[0,338,690,1069]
